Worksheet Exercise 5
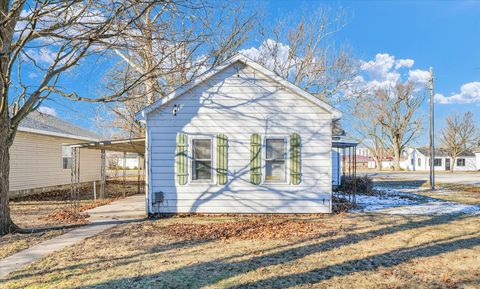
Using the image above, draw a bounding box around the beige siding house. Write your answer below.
[9,112,101,196]
[137,54,342,214]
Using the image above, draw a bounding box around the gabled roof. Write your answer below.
[136,53,342,120]
[416,147,476,157]
[18,111,99,141]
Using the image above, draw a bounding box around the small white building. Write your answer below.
[406,147,478,171]
[137,54,342,214]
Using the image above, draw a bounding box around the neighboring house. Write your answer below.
[405,147,478,171]
[476,148,480,171]
[137,54,342,214]
[9,111,101,197]
[356,147,372,158]
[367,156,410,170]
[109,152,140,169]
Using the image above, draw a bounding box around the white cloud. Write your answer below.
[240,39,295,73]
[26,47,58,66]
[360,53,396,81]
[434,81,480,104]
[408,69,430,86]
[38,106,57,116]
[395,59,414,69]
[354,53,428,92]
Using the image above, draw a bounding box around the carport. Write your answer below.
[69,138,146,211]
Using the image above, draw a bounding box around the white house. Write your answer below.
[137,54,342,214]
[406,147,478,171]
[10,111,101,197]
[476,149,480,171]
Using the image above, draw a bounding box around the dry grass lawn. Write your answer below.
[419,183,480,205]
[1,212,479,289]
[0,181,142,261]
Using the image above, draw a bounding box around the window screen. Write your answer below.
[265,138,286,182]
[62,145,72,169]
[192,139,212,181]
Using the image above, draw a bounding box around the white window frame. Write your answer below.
[434,158,442,167]
[456,158,466,167]
[262,135,289,184]
[188,136,215,184]
[61,144,73,170]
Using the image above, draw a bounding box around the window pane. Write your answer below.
[193,160,211,180]
[63,157,72,169]
[62,145,72,157]
[265,160,285,181]
[266,139,285,160]
[193,139,211,159]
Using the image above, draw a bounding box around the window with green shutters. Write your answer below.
[290,133,301,185]
[176,133,188,185]
[216,134,228,185]
[250,133,262,184]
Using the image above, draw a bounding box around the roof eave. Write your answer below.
[18,127,99,142]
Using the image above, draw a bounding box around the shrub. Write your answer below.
[340,175,374,195]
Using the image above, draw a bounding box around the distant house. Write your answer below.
[406,147,478,171]
[137,54,342,214]
[10,111,101,197]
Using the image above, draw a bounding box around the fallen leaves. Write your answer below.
[42,209,90,224]
[161,218,335,241]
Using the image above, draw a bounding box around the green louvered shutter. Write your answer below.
[217,134,228,185]
[290,133,301,185]
[176,133,188,185]
[250,133,261,185]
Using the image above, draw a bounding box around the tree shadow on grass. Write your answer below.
[227,234,480,288]
[76,213,478,289]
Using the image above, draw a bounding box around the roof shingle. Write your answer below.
[18,111,99,141]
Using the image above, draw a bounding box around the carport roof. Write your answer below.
[70,137,145,154]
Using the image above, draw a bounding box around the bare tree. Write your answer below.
[352,93,388,170]
[0,0,159,235]
[101,1,256,137]
[243,7,357,103]
[376,82,426,171]
[440,112,478,172]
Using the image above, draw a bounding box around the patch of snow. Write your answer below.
[354,194,416,212]
[383,202,480,215]
[352,184,480,216]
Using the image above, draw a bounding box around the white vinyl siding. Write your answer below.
[9,131,101,192]
[147,62,332,214]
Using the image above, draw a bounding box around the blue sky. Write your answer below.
[35,0,480,144]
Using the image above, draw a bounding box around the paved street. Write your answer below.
[359,171,480,185]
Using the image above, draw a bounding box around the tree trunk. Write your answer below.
[373,156,383,171]
[0,127,18,235]
[450,155,456,173]
[393,149,401,171]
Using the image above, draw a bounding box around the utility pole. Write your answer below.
[429,67,435,190]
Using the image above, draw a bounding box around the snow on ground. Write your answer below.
[383,202,480,215]
[353,185,480,215]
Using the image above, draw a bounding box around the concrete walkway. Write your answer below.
[0,194,145,279]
